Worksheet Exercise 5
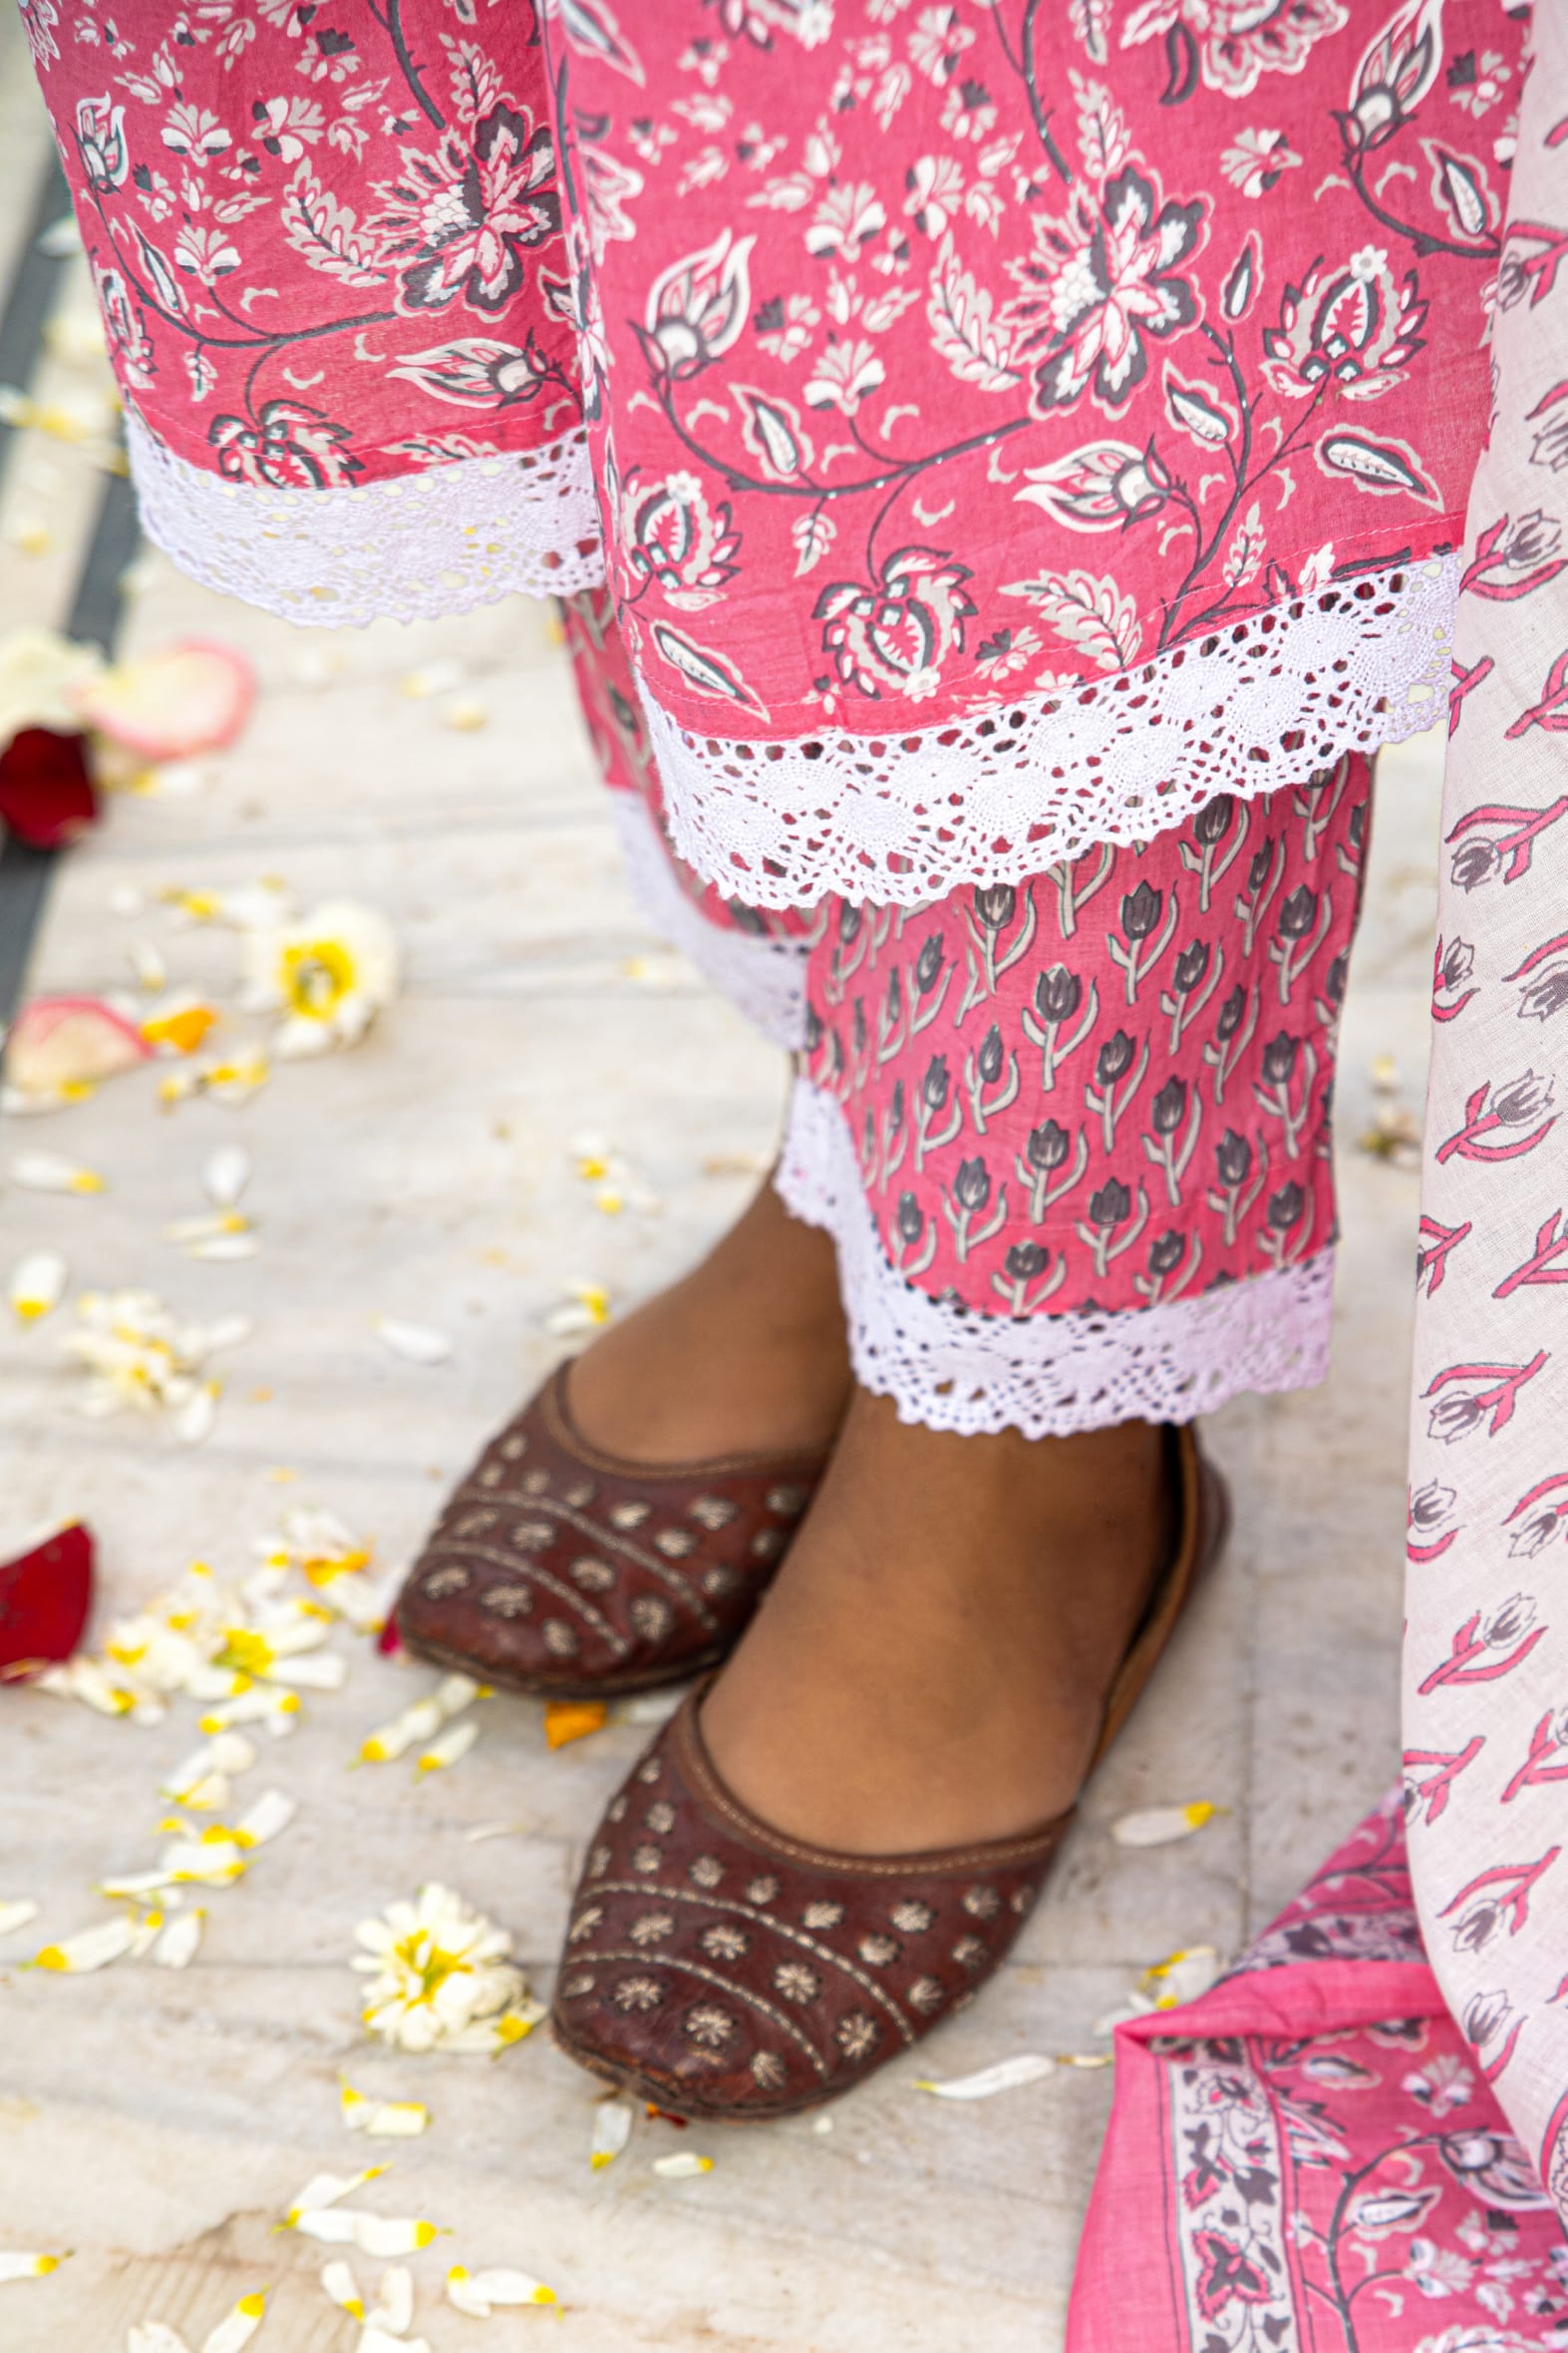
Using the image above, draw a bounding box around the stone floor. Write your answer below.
[0,44,1441,2353]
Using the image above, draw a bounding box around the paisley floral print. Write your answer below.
[1072,1800,1568,2353]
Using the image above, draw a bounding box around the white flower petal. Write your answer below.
[415,1720,478,1776]
[373,1318,453,1366]
[172,1383,220,1447]
[202,1147,251,1208]
[8,1249,67,1322]
[0,1898,41,1938]
[340,2081,430,2139]
[319,2260,363,2319]
[233,1790,295,1848]
[32,1915,139,1972]
[1109,1803,1220,1849]
[199,2291,266,2353]
[446,2265,555,2315]
[294,2213,440,2258]
[152,1908,204,1969]
[913,2055,1057,2100]
[652,2153,714,2179]
[356,2329,428,2353]
[366,2266,413,2333]
[10,1152,105,1195]
[286,2167,386,2222]
[0,2251,69,2283]
[590,2099,635,2170]
[128,2325,189,2353]
[1142,1944,1222,2008]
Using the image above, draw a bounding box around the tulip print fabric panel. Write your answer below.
[1404,3,1568,2226]
[1069,1799,1568,2353]
[797,761,1370,1323]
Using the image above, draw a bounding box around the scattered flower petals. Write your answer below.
[5,997,148,1098]
[416,1719,478,1776]
[0,1521,93,1677]
[198,2294,267,2353]
[590,2099,635,2171]
[652,2153,713,2179]
[544,1699,607,1751]
[10,1152,105,1195]
[353,1883,537,2054]
[340,2081,431,2139]
[162,1731,256,1805]
[286,2167,385,2221]
[446,2265,555,2315]
[913,2055,1057,2100]
[0,1898,41,1937]
[61,1291,249,1437]
[242,900,399,1060]
[0,726,97,847]
[142,999,220,1057]
[357,2329,427,2353]
[1109,1803,1221,1849]
[373,1318,452,1367]
[32,1913,139,1972]
[0,2250,69,2282]
[319,2261,364,2320]
[1095,1943,1224,2036]
[77,640,254,759]
[366,2266,414,2335]
[8,1249,68,1322]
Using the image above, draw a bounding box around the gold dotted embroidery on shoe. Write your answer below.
[858,1932,899,1967]
[421,1564,470,1599]
[747,1875,780,1906]
[510,1519,553,1551]
[766,1486,809,1516]
[836,2012,878,2060]
[612,1975,663,2012]
[451,1511,496,1538]
[497,1433,528,1462]
[685,2003,736,2049]
[521,1468,550,1496]
[962,1884,1002,1919]
[561,1479,597,1509]
[751,2050,787,2090]
[774,1961,820,2004]
[631,1845,661,1874]
[751,1526,786,1561]
[689,1855,724,1888]
[890,1899,934,1934]
[629,1910,675,1945]
[541,1619,578,1656]
[801,1899,844,1930]
[570,1555,615,1592]
[654,1527,697,1558]
[645,1801,676,1835]
[952,1935,986,1969]
[478,1584,531,1617]
[907,1975,944,2014]
[629,1595,674,1639]
[567,1905,604,1944]
[689,1496,739,1530]
[608,1500,651,1529]
[701,1922,749,1960]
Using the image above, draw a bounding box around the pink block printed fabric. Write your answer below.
[1071,1800,1568,2353]
[1403,0,1568,2229]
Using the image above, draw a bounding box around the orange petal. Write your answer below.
[544,1699,607,1750]
[142,1004,220,1056]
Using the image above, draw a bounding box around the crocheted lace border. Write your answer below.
[639,553,1457,908]
[608,787,809,1051]
[125,411,606,626]
[776,1078,1335,1440]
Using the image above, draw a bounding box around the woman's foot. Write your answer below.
[699,1389,1174,1854]
[566,1179,851,1464]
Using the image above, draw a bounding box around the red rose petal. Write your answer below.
[0,727,98,849]
[377,1612,405,1658]
[0,1522,94,1679]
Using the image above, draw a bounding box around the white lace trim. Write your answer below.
[640,554,1457,908]
[776,1078,1335,1439]
[125,410,606,626]
[608,787,808,1051]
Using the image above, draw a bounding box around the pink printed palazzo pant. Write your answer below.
[30,0,1568,2314]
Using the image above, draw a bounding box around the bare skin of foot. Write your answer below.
[565,1180,851,1466]
[701,1388,1173,1854]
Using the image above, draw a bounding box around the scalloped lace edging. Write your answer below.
[639,554,1457,909]
[608,787,807,1051]
[776,1078,1334,1439]
[124,410,606,626]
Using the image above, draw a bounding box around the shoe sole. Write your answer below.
[400,1627,732,1704]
